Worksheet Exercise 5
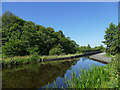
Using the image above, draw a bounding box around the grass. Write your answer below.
[1,51,100,68]
[2,53,82,68]
[63,54,119,88]
[104,53,114,58]
[65,65,111,88]
[40,53,82,59]
[2,53,40,68]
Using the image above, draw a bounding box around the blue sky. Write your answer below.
[2,2,118,47]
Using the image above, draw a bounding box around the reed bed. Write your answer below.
[64,54,119,88]
[64,65,110,88]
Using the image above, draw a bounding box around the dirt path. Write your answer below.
[89,52,112,64]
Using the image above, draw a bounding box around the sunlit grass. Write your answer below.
[2,51,100,68]
[40,53,82,59]
[104,53,114,58]
[2,53,82,68]
[2,53,40,68]
[64,54,119,88]
[64,65,110,88]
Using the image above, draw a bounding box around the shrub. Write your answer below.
[49,48,64,55]
[49,44,64,55]
[30,52,40,62]
[27,45,39,55]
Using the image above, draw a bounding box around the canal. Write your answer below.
[2,56,106,88]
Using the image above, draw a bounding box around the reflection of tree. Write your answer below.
[72,59,79,66]
[2,59,79,88]
[81,57,88,61]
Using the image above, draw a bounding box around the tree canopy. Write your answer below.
[2,11,79,57]
[2,11,105,58]
[102,23,120,55]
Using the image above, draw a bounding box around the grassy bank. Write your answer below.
[2,51,101,68]
[2,53,82,68]
[2,49,102,68]
[104,53,114,58]
[40,53,82,59]
[63,54,119,88]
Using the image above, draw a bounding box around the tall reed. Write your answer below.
[64,54,119,88]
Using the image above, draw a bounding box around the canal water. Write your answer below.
[2,57,106,88]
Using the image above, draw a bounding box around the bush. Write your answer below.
[27,45,39,55]
[30,52,40,62]
[61,53,66,55]
[49,47,64,55]
[49,44,65,55]
[76,51,80,54]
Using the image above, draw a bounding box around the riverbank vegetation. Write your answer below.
[63,54,119,88]
[104,53,113,58]
[2,50,100,68]
[2,53,79,68]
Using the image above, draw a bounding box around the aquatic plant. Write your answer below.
[64,55,119,88]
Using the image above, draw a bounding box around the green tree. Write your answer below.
[102,23,120,55]
[87,44,91,49]
[110,24,120,54]
[0,15,2,31]
[2,11,80,57]
[49,44,64,55]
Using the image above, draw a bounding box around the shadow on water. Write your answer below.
[2,58,79,88]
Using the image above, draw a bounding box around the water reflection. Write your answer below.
[2,57,106,88]
[2,59,79,88]
[81,57,89,61]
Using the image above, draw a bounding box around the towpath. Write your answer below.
[89,52,112,64]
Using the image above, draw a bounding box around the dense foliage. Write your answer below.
[2,11,104,58]
[0,15,1,54]
[102,23,120,55]
[49,44,65,55]
[2,11,79,58]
